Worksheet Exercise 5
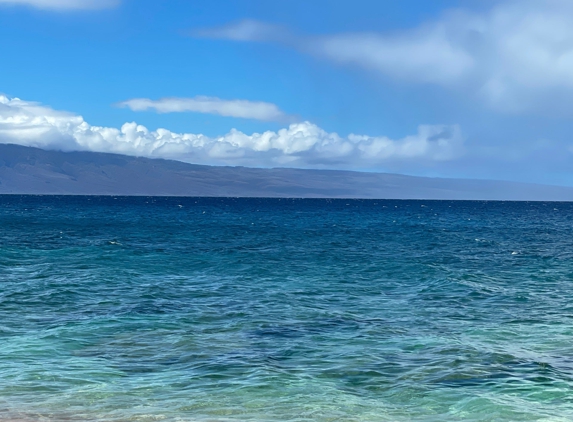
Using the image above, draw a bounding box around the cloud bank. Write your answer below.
[118,96,291,122]
[0,96,462,170]
[198,0,573,113]
[0,0,118,10]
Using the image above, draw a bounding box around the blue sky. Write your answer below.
[1,0,573,185]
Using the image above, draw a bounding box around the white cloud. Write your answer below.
[0,0,118,10]
[0,96,462,170]
[198,1,573,113]
[313,28,474,86]
[194,19,286,43]
[118,96,291,122]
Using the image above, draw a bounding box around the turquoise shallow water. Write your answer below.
[1,196,573,421]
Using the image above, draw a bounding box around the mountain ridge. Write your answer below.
[0,143,571,200]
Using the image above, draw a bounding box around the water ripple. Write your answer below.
[0,197,573,421]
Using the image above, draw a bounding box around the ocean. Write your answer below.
[1,196,572,421]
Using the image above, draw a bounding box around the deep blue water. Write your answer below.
[1,196,573,421]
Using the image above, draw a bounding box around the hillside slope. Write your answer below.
[0,144,570,200]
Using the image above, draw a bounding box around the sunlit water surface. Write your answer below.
[1,196,573,421]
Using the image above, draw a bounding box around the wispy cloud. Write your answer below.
[0,0,118,10]
[194,0,573,114]
[0,96,462,170]
[312,30,474,86]
[117,96,292,123]
[194,19,289,43]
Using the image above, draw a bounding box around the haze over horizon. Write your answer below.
[2,0,573,187]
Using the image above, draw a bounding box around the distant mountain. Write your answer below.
[0,143,571,200]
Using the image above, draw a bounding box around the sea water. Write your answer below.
[1,196,573,421]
